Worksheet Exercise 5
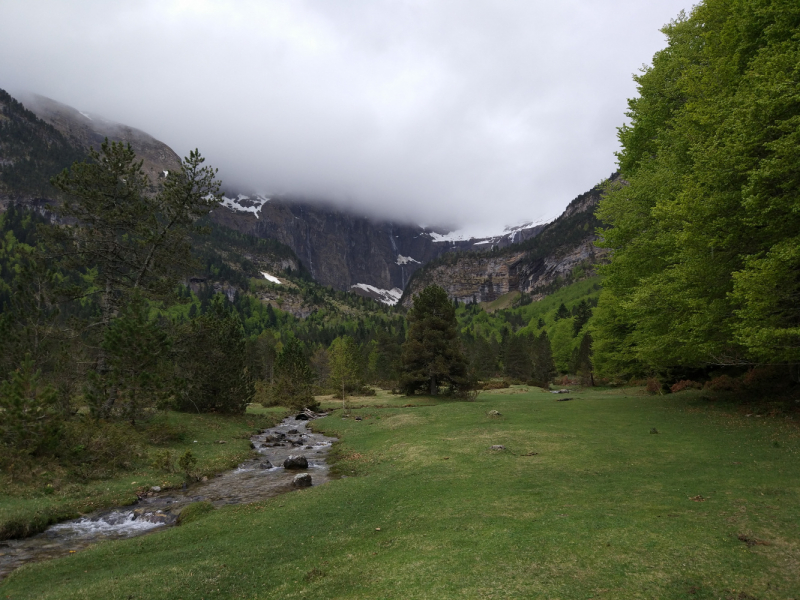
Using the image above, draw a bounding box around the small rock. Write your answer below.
[249,442,256,449]
[284,455,309,469]
[487,410,501,417]
[259,461,273,470]
[305,445,314,449]
[201,476,208,482]
[150,486,161,492]
[295,413,310,420]
[288,428,299,434]
[260,443,268,448]
[292,473,312,487]
[490,445,506,451]
[650,428,659,434]
[216,440,227,444]
[355,416,363,421]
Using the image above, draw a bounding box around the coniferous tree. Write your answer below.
[175,295,253,414]
[530,332,556,388]
[102,292,171,424]
[400,285,470,395]
[0,356,62,458]
[504,333,532,381]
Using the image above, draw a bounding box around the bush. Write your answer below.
[670,380,703,393]
[150,449,176,473]
[646,377,662,395]
[704,375,740,392]
[144,421,188,445]
[178,449,198,480]
[64,420,144,480]
[478,380,510,390]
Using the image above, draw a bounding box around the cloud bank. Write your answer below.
[0,0,692,232]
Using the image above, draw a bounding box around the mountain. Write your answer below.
[398,176,616,307]
[0,89,86,208]
[211,194,546,300]
[1,88,608,311]
[15,93,182,188]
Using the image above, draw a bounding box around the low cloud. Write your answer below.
[1,0,692,232]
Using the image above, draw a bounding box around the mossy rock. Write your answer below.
[177,501,215,526]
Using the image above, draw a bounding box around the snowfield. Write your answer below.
[351,283,403,306]
[261,272,282,284]
[219,194,271,218]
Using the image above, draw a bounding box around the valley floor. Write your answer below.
[2,387,798,599]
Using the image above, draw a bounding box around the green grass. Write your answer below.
[2,387,798,599]
[483,291,521,313]
[0,410,280,540]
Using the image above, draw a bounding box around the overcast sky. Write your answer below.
[1,0,693,235]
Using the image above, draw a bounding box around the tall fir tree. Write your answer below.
[400,285,470,395]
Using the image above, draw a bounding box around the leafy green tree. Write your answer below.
[593,0,800,378]
[329,335,361,410]
[273,337,316,410]
[175,296,253,414]
[400,285,470,395]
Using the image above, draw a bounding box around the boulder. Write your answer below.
[284,455,309,469]
[258,460,273,469]
[150,485,162,492]
[295,413,310,420]
[293,473,312,487]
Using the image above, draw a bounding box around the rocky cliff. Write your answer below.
[399,177,616,307]
[209,195,545,296]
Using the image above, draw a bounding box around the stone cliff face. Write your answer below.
[399,176,616,307]
[210,196,545,294]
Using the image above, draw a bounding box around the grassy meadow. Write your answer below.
[1,386,798,599]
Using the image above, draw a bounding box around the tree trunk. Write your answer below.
[430,375,437,396]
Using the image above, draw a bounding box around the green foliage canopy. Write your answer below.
[593,0,800,377]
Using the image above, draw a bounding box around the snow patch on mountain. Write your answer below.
[260,272,282,284]
[220,194,270,218]
[350,284,403,306]
[396,254,420,265]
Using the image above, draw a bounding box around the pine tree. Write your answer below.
[175,295,253,414]
[530,332,556,388]
[400,285,470,395]
[102,292,170,425]
[0,356,62,457]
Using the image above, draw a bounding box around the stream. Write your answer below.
[0,414,336,580]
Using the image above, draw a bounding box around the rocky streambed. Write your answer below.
[0,414,336,579]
